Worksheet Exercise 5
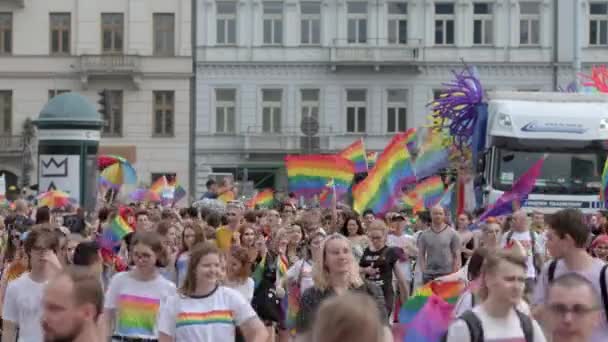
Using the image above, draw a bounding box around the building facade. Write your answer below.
[193,0,606,197]
[0,0,192,196]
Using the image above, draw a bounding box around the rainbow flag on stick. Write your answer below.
[404,128,418,153]
[318,179,335,208]
[414,129,450,180]
[285,154,355,199]
[416,176,445,208]
[150,176,169,195]
[98,215,133,251]
[601,157,608,205]
[247,189,274,209]
[338,138,368,173]
[353,132,416,214]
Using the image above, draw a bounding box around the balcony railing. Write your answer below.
[0,135,23,153]
[78,55,142,89]
[330,38,420,64]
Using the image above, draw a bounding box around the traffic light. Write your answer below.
[97,89,109,117]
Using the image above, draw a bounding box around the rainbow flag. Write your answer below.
[416,176,445,208]
[438,183,454,208]
[173,185,187,203]
[252,255,266,290]
[367,152,378,169]
[285,154,355,199]
[404,128,418,152]
[285,282,301,334]
[400,281,464,324]
[247,189,274,209]
[601,157,608,205]
[99,215,133,251]
[150,176,169,195]
[353,133,416,214]
[414,129,450,180]
[338,138,368,173]
[277,255,289,278]
[318,179,335,208]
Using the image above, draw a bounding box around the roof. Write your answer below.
[35,92,103,129]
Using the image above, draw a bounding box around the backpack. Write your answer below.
[442,310,534,342]
[505,230,542,274]
[547,260,608,322]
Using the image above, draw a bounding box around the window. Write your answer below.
[101,13,124,53]
[301,89,320,120]
[435,3,455,45]
[262,89,282,133]
[387,89,407,133]
[388,2,407,44]
[0,91,11,134]
[301,2,321,45]
[473,3,493,45]
[50,13,70,55]
[590,3,608,45]
[433,89,444,99]
[519,2,540,45]
[153,14,175,55]
[151,173,176,185]
[48,89,70,100]
[217,1,237,45]
[215,89,236,134]
[153,91,174,136]
[347,2,367,44]
[0,13,12,54]
[263,2,283,45]
[102,90,123,136]
[346,89,366,133]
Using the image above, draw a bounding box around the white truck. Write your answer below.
[481,91,608,214]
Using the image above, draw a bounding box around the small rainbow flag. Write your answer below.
[338,138,368,173]
[247,189,274,209]
[150,176,169,195]
[318,179,335,208]
[601,157,608,205]
[277,255,289,278]
[415,176,445,208]
[99,215,133,250]
[367,152,378,169]
[353,132,416,214]
[404,128,418,152]
[399,280,465,324]
[414,129,450,180]
[285,154,355,199]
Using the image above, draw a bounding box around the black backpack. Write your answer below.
[547,260,608,322]
[442,310,534,342]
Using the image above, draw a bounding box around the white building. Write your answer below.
[0,0,192,196]
[194,0,608,197]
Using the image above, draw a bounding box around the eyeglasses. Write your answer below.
[547,303,600,316]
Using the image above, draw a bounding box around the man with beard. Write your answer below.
[41,266,103,342]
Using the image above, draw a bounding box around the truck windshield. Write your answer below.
[494,149,605,195]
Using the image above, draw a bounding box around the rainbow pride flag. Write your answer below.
[247,189,274,209]
[150,176,169,195]
[353,133,416,214]
[414,129,450,180]
[416,176,445,208]
[367,152,378,169]
[252,255,266,290]
[318,179,335,208]
[277,255,289,278]
[338,138,368,173]
[394,280,465,342]
[285,154,355,199]
[99,215,133,251]
[404,128,418,152]
[601,157,608,205]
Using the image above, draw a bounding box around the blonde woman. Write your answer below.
[295,234,391,341]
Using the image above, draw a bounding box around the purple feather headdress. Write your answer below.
[428,67,484,150]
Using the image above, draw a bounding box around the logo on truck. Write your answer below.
[521,121,587,134]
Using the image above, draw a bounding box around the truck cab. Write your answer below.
[482,91,608,214]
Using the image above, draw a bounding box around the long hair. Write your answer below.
[180,241,220,297]
[227,246,252,283]
[180,221,205,253]
[313,233,363,291]
[131,231,168,268]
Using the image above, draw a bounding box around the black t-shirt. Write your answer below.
[359,246,400,297]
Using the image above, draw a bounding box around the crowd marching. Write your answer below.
[0,181,607,342]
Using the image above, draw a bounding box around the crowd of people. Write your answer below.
[0,191,607,342]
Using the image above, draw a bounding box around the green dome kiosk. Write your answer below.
[34,92,103,212]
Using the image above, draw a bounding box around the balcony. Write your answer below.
[78,55,142,89]
[330,39,420,68]
[0,0,24,7]
[0,135,23,155]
